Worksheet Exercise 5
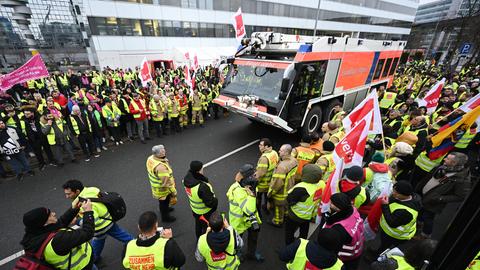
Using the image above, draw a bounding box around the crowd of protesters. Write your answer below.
[0,64,224,180]
[16,59,480,270]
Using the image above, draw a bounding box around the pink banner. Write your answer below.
[0,54,49,91]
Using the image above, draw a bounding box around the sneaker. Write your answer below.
[116,142,120,146]
[29,152,36,157]
[119,141,124,145]
[94,154,100,158]
[85,158,91,162]
[96,147,101,153]
[102,146,108,151]
[49,162,57,166]
[102,137,106,143]
[110,136,115,142]
[40,164,47,171]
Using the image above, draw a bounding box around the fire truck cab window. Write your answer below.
[295,61,327,99]
[373,59,385,80]
[222,64,284,105]
[382,58,393,78]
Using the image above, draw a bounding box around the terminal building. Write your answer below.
[1,0,419,69]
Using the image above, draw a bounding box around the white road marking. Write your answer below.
[0,141,259,266]
[203,139,260,168]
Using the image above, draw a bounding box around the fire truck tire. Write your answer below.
[323,99,343,123]
[302,106,322,136]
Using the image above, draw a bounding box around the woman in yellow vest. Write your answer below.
[123,211,186,270]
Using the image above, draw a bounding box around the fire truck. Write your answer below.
[213,32,406,136]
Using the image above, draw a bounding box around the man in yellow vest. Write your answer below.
[255,138,279,217]
[226,164,264,262]
[190,88,205,127]
[379,88,398,114]
[195,212,243,270]
[62,179,133,263]
[291,134,316,181]
[102,98,123,145]
[123,211,185,269]
[20,200,96,270]
[315,141,336,180]
[40,114,76,167]
[150,94,165,138]
[378,181,421,255]
[285,164,324,245]
[147,145,177,223]
[267,144,297,227]
[279,227,344,270]
[129,93,150,144]
[69,105,98,162]
[183,160,218,239]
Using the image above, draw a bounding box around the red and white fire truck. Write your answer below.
[213,32,406,136]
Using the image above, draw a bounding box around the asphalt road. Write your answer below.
[0,114,461,269]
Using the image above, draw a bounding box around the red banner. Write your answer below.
[0,54,49,91]
[233,7,246,40]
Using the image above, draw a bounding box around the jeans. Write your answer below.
[52,143,75,164]
[91,223,133,261]
[135,119,150,141]
[7,152,31,175]
[93,134,103,149]
[77,133,95,158]
[152,121,163,137]
[29,137,54,165]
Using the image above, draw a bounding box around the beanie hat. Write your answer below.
[239,164,255,178]
[371,151,385,163]
[302,164,323,183]
[330,193,352,211]
[392,142,413,156]
[317,228,343,253]
[72,105,80,112]
[23,207,50,229]
[323,141,335,152]
[104,97,111,103]
[394,181,413,196]
[344,166,363,182]
[190,160,203,172]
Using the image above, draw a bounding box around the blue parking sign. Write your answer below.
[460,43,472,54]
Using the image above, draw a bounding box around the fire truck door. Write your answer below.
[287,66,313,127]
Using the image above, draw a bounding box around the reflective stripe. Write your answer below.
[415,151,446,172]
[380,202,418,240]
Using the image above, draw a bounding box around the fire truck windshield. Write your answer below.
[222,64,284,104]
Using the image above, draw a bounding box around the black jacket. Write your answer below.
[416,166,470,213]
[22,115,46,142]
[279,239,339,268]
[183,170,218,216]
[134,232,186,268]
[324,207,354,252]
[381,194,422,228]
[70,113,90,135]
[286,177,321,222]
[20,207,95,269]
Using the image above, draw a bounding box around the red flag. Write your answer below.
[184,65,194,95]
[459,93,480,113]
[417,78,445,114]
[233,7,246,41]
[193,54,199,71]
[140,57,152,87]
[343,90,383,135]
[321,117,371,213]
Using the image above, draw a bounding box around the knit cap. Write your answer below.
[371,151,385,163]
[302,164,323,183]
[23,207,50,229]
[190,160,203,172]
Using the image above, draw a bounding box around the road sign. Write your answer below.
[459,43,472,55]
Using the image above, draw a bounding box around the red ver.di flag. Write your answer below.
[417,78,445,114]
[233,7,246,41]
[0,54,49,91]
[140,57,152,87]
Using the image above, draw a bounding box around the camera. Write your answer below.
[247,215,260,231]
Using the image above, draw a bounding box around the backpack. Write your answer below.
[14,233,56,270]
[89,191,126,221]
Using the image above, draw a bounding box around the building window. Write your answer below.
[141,19,155,36]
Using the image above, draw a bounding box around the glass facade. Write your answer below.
[88,16,409,41]
[0,0,89,68]
[98,0,414,29]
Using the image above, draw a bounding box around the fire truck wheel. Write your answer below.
[302,106,322,136]
[323,99,343,123]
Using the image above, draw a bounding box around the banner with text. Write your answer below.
[0,54,49,91]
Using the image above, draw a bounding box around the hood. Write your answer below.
[305,241,339,268]
[183,170,209,188]
[20,223,60,252]
[392,193,422,212]
[206,229,231,254]
[369,163,390,173]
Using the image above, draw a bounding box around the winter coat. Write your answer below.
[417,166,471,213]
